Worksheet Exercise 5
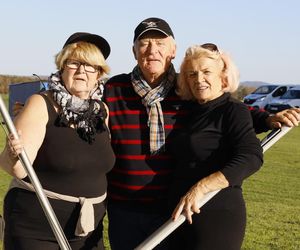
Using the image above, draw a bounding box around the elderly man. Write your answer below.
[103,17,300,250]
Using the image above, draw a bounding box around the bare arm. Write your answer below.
[0,94,48,178]
[103,102,109,127]
[102,102,112,140]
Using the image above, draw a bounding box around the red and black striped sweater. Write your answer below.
[104,73,190,212]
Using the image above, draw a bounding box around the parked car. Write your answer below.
[265,85,300,113]
[243,85,292,110]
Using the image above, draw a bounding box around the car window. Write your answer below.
[253,85,278,94]
[272,86,287,97]
[281,89,300,99]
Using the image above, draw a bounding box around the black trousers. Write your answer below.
[168,187,247,250]
[169,205,246,250]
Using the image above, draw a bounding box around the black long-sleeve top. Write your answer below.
[170,93,263,199]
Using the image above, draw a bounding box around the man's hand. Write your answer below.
[266,108,300,129]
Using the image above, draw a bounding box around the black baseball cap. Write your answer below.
[133,17,174,42]
[63,32,111,59]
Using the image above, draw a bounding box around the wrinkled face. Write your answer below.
[186,57,225,103]
[133,31,176,82]
[61,59,100,99]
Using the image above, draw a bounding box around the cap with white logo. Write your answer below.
[133,17,174,42]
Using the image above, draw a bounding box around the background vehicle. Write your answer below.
[265,85,300,113]
[243,85,291,110]
[9,81,48,118]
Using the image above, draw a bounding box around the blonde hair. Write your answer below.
[55,41,110,76]
[177,45,239,100]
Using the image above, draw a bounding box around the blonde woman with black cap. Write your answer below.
[0,32,115,250]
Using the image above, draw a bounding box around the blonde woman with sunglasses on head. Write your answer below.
[168,44,263,250]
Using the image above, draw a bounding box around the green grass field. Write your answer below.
[0,92,299,249]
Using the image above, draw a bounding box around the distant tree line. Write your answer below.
[232,85,256,101]
[0,74,255,100]
[0,75,48,94]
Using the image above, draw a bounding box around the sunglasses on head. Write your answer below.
[200,43,219,52]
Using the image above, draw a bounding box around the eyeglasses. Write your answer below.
[65,59,100,73]
[200,43,219,53]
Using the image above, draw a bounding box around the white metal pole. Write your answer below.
[0,95,71,250]
[134,126,293,250]
[260,126,292,153]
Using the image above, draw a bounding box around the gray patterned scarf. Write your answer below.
[48,71,106,144]
[131,65,176,154]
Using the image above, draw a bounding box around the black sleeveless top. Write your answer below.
[32,94,115,197]
[4,93,115,240]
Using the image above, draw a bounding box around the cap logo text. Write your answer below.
[142,21,158,28]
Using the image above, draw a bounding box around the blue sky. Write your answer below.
[1,0,299,84]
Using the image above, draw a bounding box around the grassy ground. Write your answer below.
[242,127,300,249]
[0,92,299,249]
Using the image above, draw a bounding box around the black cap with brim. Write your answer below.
[134,17,174,42]
[63,32,110,59]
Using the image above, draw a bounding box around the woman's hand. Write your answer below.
[7,130,23,160]
[172,171,229,224]
[172,183,207,224]
[266,108,300,129]
[0,130,27,179]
